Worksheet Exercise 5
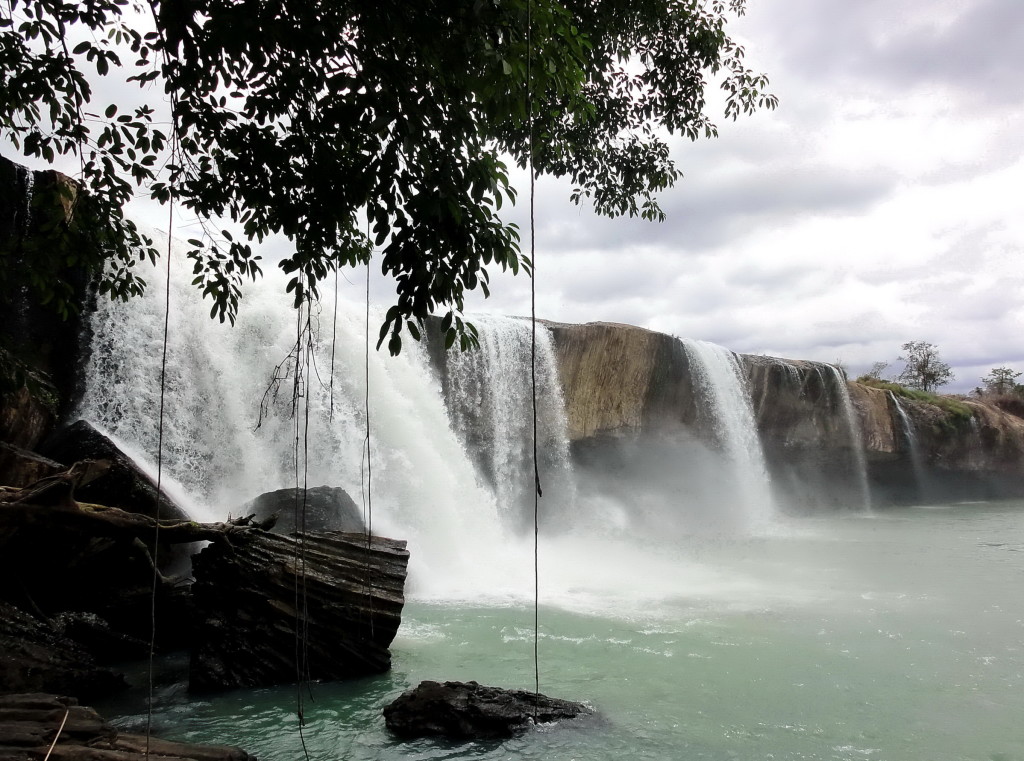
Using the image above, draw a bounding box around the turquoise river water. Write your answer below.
[102,500,1024,761]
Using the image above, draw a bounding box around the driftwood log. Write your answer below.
[190,530,409,692]
[0,693,254,761]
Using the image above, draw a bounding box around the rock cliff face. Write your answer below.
[548,321,1024,508]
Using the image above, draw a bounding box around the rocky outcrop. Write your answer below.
[547,321,1024,506]
[0,155,94,430]
[190,530,408,692]
[39,420,189,521]
[383,680,592,740]
[547,321,699,440]
[0,693,254,761]
[242,485,364,534]
[0,603,127,702]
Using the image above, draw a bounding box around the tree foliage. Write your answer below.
[896,341,954,394]
[981,366,1022,397]
[1,0,776,353]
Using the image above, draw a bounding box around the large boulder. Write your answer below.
[243,485,364,534]
[383,680,593,740]
[39,420,188,521]
[190,529,408,692]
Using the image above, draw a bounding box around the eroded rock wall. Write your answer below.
[547,321,1024,507]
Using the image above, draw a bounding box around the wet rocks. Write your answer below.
[0,693,254,761]
[0,602,127,702]
[383,680,592,740]
[243,485,364,534]
[39,420,188,521]
[190,529,408,692]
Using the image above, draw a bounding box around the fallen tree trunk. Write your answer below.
[0,496,272,544]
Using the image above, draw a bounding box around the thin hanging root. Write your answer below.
[42,708,70,761]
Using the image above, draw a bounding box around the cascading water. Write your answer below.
[443,315,575,530]
[679,339,775,528]
[824,365,871,510]
[77,245,794,612]
[78,242,522,597]
[889,391,928,501]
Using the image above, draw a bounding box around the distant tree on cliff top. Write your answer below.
[896,341,954,393]
[981,366,1022,396]
[0,0,776,353]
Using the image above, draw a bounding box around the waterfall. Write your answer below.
[78,244,529,597]
[889,391,928,501]
[679,339,775,527]
[824,365,871,510]
[443,315,576,530]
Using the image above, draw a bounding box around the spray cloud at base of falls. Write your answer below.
[78,246,817,614]
[78,245,526,599]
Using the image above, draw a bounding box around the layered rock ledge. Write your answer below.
[0,693,253,761]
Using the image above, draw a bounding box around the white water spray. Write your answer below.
[77,246,806,614]
[680,339,775,528]
[889,391,928,500]
[443,315,576,529]
[78,245,518,595]
[825,365,871,510]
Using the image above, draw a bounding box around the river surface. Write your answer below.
[104,500,1024,761]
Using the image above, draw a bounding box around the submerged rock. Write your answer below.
[0,693,254,760]
[243,485,364,534]
[190,529,408,692]
[383,680,592,740]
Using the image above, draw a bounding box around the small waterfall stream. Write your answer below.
[824,365,872,510]
[680,339,775,527]
[889,391,928,500]
[443,314,576,529]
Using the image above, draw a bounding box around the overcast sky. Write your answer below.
[439,0,1024,392]
[11,0,1023,392]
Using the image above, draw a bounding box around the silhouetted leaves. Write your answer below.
[2,0,775,351]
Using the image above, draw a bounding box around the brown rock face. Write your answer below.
[546,321,1024,507]
[548,322,685,440]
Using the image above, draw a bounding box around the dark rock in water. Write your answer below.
[190,529,408,692]
[0,693,255,760]
[39,419,189,521]
[383,680,592,740]
[0,440,63,488]
[0,601,127,701]
[244,485,364,534]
